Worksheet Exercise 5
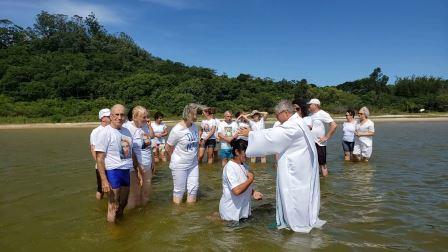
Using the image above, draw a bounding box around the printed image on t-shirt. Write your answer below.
[120,138,132,159]
[186,131,199,151]
[142,133,151,149]
[224,126,233,137]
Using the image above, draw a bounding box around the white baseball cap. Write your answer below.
[307,98,321,105]
[98,108,111,120]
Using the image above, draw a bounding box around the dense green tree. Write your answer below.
[0,12,446,123]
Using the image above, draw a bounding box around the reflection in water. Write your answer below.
[0,122,447,251]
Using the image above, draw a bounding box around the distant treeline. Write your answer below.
[1,12,447,122]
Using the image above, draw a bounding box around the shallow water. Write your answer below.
[0,122,447,251]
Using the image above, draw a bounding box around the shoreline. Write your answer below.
[1,115,447,129]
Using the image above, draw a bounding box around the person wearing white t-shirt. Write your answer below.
[219,139,263,222]
[307,98,337,177]
[209,107,220,162]
[199,107,217,164]
[342,109,357,161]
[248,110,268,163]
[95,104,134,223]
[166,103,205,204]
[235,111,251,141]
[218,111,238,167]
[353,107,375,161]
[90,108,110,200]
[124,106,155,209]
[152,111,168,162]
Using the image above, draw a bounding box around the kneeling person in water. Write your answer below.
[219,139,263,222]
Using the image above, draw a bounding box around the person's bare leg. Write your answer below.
[207,147,214,164]
[173,195,182,204]
[126,173,138,209]
[222,158,228,167]
[321,165,328,177]
[161,149,167,162]
[141,169,152,205]
[214,148,218,161]
[96,191,103,200]
[187,195,197,203]
[344,151,351,161]
[261,156,266,163]
[117,186,129,219]
[154,148,160,163]
[198,147,205,163]
[107,189,119,222]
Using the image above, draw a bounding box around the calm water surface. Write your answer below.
[0,122,447,251]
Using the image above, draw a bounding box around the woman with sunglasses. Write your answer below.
[353,107,375,161]
[342,109,357,161]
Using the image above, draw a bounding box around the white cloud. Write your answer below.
[0,0,125,25]
[139,0,207,10]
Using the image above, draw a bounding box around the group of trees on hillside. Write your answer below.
[1,12,447,122]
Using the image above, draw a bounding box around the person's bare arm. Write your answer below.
[218,132,235,143]
[355,131,375,137]
[252,189,263,200]
[320,121,337,142]
[161,127,168,137]
[166,144,174,161]
[231,171,254,196]
[147,121,155,138]
[203,126,216,141]
[90,145,97,161]
[132,152,143,187]
[261,112,268,120]
[96,152,111,193]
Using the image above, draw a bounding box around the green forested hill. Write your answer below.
[1,12,447,123]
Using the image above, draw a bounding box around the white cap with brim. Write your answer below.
[307,98,321,105]
[249,110,261,117]
[98,108,111,120]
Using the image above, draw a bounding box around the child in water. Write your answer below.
[219,139,263,222]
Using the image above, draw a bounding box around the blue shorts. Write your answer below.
[106,169,130,189]
[220,148,233,159]
[342,141,355,152]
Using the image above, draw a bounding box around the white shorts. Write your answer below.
[171,165,199,198]
[353,142,372,159]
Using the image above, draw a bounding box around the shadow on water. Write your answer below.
[1,122,447,251]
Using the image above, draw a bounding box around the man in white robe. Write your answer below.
[239,100,326,233]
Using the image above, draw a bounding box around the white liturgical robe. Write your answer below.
[246,113,326,233]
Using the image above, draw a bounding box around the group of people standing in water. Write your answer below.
[89,98,375,233]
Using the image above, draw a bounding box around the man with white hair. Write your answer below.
[239,100,325,233]
[307,98,337,177]
[89,108,110,200]
[218,110,238,166]
[95,104,133,222]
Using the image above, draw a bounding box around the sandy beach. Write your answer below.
[1,114,447,129]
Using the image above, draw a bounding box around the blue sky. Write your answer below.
[1,0,447,85]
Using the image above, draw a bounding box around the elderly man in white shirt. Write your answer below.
[307,98,337,177]
[238,100,325,233]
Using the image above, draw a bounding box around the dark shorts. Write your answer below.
[315,144,327,165]
[201,139,216,149]
[220,148,233,159]
[96,169,102,193]
[342,141,355,152]
[106,169,130,189]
